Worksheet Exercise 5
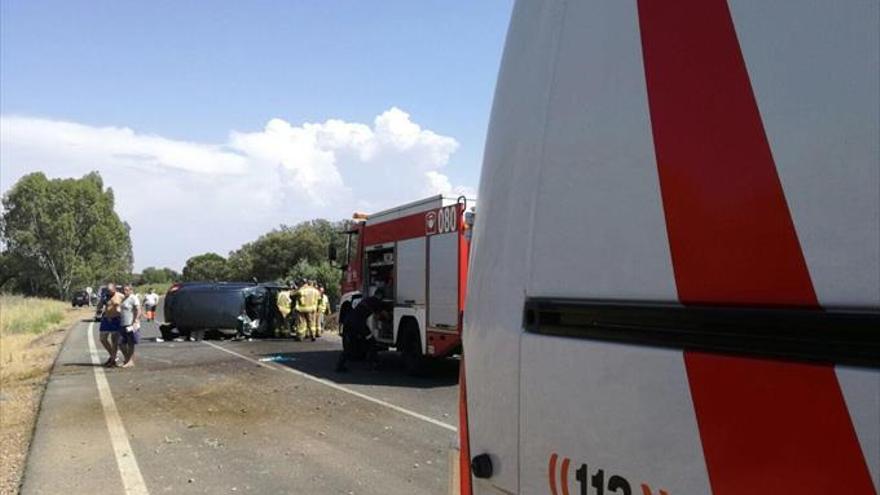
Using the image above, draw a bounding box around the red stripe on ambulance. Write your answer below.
[638,0,876,493]
[637,0,813,307]
[560,457,571,495]
[684,353,875,494]
[548,453,559,495]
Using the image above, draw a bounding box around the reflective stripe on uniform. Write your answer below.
[277,291,292,317]
[295,287,320,312]
[317,294,329,314]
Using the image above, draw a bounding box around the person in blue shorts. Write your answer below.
[99,283,124,367]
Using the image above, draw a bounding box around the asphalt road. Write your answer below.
[21,310,460,494]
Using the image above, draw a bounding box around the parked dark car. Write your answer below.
[160,282,285,341]
[71,290,89,307]
[93,286,109,321]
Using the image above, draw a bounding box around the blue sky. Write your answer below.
[1,1,513,270]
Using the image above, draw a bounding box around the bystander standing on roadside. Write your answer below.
[119,284,141,368]
[143,288,159,322]
[99,283,124,367]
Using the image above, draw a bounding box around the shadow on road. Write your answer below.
[257,349,460,390]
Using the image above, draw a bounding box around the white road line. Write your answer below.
[87,323,150,495]
[204,341,458,433]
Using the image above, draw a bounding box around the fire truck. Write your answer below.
[459,0,879,494]
[333,195,474,372]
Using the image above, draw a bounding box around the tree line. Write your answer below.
[138,266,181,285]
[0,172,133,299]
[1,171,352,304]
[180,219,353,306]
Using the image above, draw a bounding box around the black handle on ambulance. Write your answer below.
[471,454,493,479]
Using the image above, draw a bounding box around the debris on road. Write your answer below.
[258,355,296,363]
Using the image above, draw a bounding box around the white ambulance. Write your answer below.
[460,0,879,494]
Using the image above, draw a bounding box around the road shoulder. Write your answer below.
[0,309,85,495]
[19,320,124,495]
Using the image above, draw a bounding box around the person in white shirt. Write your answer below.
[119,285,141,368]
[143,289,159,322]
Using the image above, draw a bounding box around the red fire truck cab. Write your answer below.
[334,195,475,372]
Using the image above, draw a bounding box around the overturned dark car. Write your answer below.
[160,282,285,341]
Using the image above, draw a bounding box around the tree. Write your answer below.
[139,266,180,284]
[223,219,347,304]
[1,172,133,299]
[182,253,229,281]
[285,259,341,307]
[0,250,54,295]
[226,244,256,282]
[168,219,348,301]
[227,223,326,282]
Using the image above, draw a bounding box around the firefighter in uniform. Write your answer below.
[295,280,321,341]
[317,285,330,336]
[276,284,293,338]
[336,289,386,372]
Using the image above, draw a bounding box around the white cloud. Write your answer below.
[424,170,476,199]
[0,108,473,270]
[1,116,249,175]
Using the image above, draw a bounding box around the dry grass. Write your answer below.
[1,295,72,383]
[1,295,85,495]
